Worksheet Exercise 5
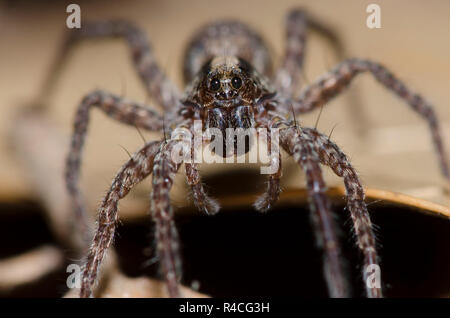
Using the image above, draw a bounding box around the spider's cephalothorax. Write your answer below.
[44,9,448,298]
[183,55,274,157]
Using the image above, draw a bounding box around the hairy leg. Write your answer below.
[292,58,449,177]
[151,141,183,297]
[185,163,220,215]
[274,9,346,97]
[39,20,180,111]
[80,141,161,297]
[274,9,307,96]
[303,127,382,298]
[66,90,163,241]
[280,127,348,297]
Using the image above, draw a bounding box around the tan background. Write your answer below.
[1,0,449,219]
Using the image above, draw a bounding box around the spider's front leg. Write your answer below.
[151,140,184,297]
[80,141,161,297]
[66,90,163,241]
[302,128,382,298]
[40,20,180,111]
[280,126,348,297]
[292,58,449,178]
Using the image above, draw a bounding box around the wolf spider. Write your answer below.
[48,9,449,298]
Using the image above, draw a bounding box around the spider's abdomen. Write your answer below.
[183,21,272,84]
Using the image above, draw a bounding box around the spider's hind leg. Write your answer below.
[276,9,370,136]
[274,8,347,97]
[38,20,180,111]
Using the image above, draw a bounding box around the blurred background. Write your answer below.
[0,0,449,297]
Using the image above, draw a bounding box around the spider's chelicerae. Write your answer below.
[54,9,449,298]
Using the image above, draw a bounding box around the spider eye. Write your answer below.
[231,76,242,89]
[210,78,221,91]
